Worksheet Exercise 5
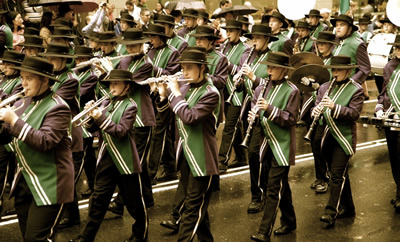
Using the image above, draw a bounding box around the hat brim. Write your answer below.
[117,38,150,45]
[11,66,59,82]
[74,54,93,58]
[315,39,338,45]
[173,60,215,66]
[221,25,242,30]
[323,64,358,69]
[39,52,74,58]
[97,37,119,43]
[49,34,77,39]
[0,10,8,15]
[243,32,278,42]
[330,19,359,31]
[154,20,174,25]
[388,43,400,46]
[258,60,294,69]
[305,14,323,18]
[262,15,288,28]
[182,14,198,18]
[0,58,22,65]
[190,33,220,39]
[101,78,133,82]
[116,17,136,23]
[17,43,44,48]
[143,31,169,38]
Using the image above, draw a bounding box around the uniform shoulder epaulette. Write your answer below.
[0,25,5,31]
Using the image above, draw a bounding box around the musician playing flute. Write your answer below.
[157,49,220,241]
[375,35,400,213]
[0,56,74,241]
[178,9,198,47]
[249,52,300,242]
[218,19,250,172]
[314,56,364,227]
[155,14,188,54]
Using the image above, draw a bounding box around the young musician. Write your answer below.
[116,14,137,55]
[292,21,313,53]
[157,49,220,241]
[314,56,364,227]
[70,69,148,242]
[305,9,328,39]
[178,9,198,47]
[154,14,188,54]
[218,19,250,172]
[262,12,293,55]
[375,35,400,213]
[0,56,74,241]
[249,52,300,242]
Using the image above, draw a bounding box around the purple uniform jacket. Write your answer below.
[299,92,314,120]
[220,41,250,75]
[118,54,156,127]
[87,98,142,173]
[315,79,364,153]
[54,68,83,152]
[237,48,270,90]
[147,44,181,76]
[177,26,194,38]
[252,79,300,165]
[0,76,23,100]
[376,58,400,112]
[74,66,98,107]
[0,91,74,204]
[156,79,220,176]
[170,33,188,54]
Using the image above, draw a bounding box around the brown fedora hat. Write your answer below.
[11,56,58,82]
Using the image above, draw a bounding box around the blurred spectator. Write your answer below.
[153,2,167,16]
[4,0,26,20]
[82,4,107,35]
[120,0,141,22]
[243,1,254,30]
[139,8,151,31]
[345,1,357,18]
[8,11,24,51]
[361,0,374,14]
[320,8,333,30]
[137,0,147,9]
[40,9,53,48]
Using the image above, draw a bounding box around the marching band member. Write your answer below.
[115,14,137,55]
[0,56,74,241]
[39,43,82,228]
[144,23,180,182]
[292,21,313,53]
[49,27,78,69]
[18,35,44,57]
[330,14,371,97]
[375,35,400,213]
[85,32,103,57]
[250,52,300,242]
[71,69,148,242]
[237,24,278,214]
[178,9,198,47]
[305,9,328,39]
[358,17,373,44]
[157,49,220,241]
[0,7,13,57]
[97,31,121,69]
[108,28,155,215]
[314,56,364,227]
[262,12,293,56]
[155,14,188,54]
[218,19,250,172]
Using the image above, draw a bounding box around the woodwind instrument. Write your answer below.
[137,72,192,85]
[72,53,140,71]
[241,75,270,148]
[226,45,255,104]
[304,77,336,142]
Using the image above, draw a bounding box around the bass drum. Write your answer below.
[367,33,396,75]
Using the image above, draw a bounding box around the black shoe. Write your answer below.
[157,171,177,182]
[310,179,323,189]
[250,233,270,242]
[228,160,247,168]
[58,217,80,228]
[124,235,147,242]
[69,237,86,242]
[273,225,296,235]
[4,208,16,215]
[219,162,228,174]
[160,219,179,232]
[315,181,329,193]
[108,201,124,216]
[247,200,264,214]
[337,209,356,218]
[81,188,93,198]
[320,214,335,227]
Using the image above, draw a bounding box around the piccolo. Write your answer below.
[72,53,140,71]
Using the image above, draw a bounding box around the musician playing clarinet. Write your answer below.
[375,35,400,213]
[314,56,364,228]
[249,52,300,242]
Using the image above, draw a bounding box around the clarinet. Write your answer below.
[304,77,337,142]
[241,75,270,148]
[226,45,255,104]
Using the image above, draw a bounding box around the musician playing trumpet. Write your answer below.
[313,56,364,228]
[375,35,400,213]
[249,52,300,242]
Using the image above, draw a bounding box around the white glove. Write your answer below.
[300,77,316,87]
[376,110,384,118]
[233,72,242,83]
[311,104,323,118]
[94,67,102,78]
[311,83,320,90]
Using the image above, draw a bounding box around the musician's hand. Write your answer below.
[242,64,255,82]
[233,72,242,83]
[311,104,323,118]
[247,108,258,123]
[0,106,18,126]
[84,100,95,111]
[149,82,158,93]
[90,107,102,120]
[167,79,181,97]
[311,83,320,90]
[300,77,311,86]
[375,110,384,118]
[256,98,269,111]
[320,96,334,109]
[94,63,106,76]
[158,82,168,101]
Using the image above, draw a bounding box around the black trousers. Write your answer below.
[0,144,15,208]
[148,112,176,178]
[322,135,355,217]
[82,137,96,190]
[175,155,215,242]
[218,103,247,165]
[258,148,296,236]
[384,128,400,200]
[114,126,154,207]
[248,126,266,202]
[312,124,329,181]
[14,176,62,242]
[375,75,384,95]
[80,153,148,242]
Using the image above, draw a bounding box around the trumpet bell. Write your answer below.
[290,64,330,92]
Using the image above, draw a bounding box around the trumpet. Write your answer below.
[304,77,336,142]
[72,92,112,127]
[137,72,192,85]
[0,90,25,110]
[72,53,140,71]
[241,76,270,148]
[226,45,255,105]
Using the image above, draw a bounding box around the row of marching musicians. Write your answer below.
[1,9,399,242]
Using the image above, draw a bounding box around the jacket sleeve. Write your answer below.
[209,55,228,90]
[153,50,181,77]
[79,74,98,107]
[54,77,80,114]
[8,104,71,152]
[351,42,371,84]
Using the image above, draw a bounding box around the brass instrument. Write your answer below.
[137,72,192,85]
[241,76,270,148]
[304,77,336,142]
[358,115,400,131]
[72,92,112,127]
[226,45,255,105]
[293,37,301,55]
[0,90,25,110]
[72,53,140,72]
